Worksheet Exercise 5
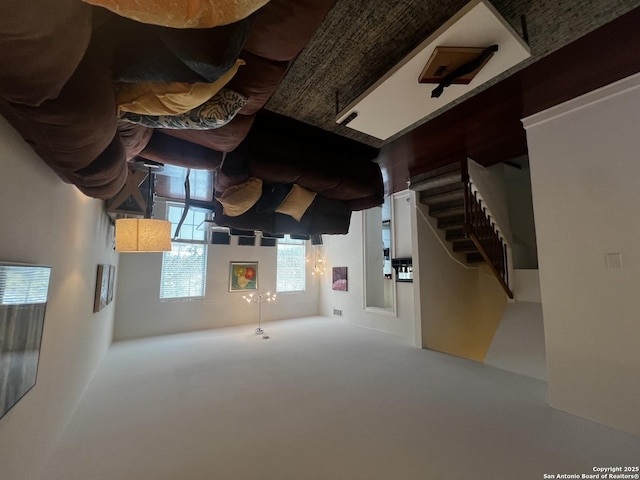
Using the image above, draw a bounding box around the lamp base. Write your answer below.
[133,159,164,173]
[255,327,264,335]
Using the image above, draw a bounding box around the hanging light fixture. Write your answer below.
[307,244,327,276]
[115,218,171,252]
[115,160,171,252]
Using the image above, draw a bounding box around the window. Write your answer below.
[160,204,208,299]
[276,235,306,292]
[166,203,207,243]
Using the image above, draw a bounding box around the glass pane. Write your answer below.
[160,243,207,299]
[277,242,306,292]
[0,265,51,305]
[167,204,207,242]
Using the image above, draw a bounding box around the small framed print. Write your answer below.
[94,264,110,312]
[332,266,348,291]
[107,265,116,304]
[229,262,258,292]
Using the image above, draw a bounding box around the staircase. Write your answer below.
[410,161,513,298]
[411,163,485,265]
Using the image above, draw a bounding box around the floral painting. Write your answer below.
[332,266,348,291]
[229,262,258,292]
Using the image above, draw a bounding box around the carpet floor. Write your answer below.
[45,317,639,480]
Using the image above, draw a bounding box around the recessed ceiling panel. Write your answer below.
[336,0,531,140]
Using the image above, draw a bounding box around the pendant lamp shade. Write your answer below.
[115,218,172,252]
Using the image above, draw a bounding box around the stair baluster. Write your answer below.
[461,160,513,299]
[410,160,513,299]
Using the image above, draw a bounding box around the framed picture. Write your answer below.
[94,264,110,313]
[229,262,258,292]
[1,262,51,419]
[107,265,116,305]
[332,266,348,291]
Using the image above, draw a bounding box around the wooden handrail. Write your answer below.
[461,160,513,299]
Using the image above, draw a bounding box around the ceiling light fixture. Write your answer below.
[115,160,171,252]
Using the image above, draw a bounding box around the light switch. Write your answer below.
[605,253,623,270]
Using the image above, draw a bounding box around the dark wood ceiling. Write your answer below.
[267,0,640,148]
[379,6,640,193]
[264,1,640,194]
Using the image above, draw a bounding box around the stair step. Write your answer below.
[410,171,461,192]
[420,185,464,205]
[467,252,486,264]
[446,228,466,241]
[452,240,477,252]
[437,214,465,230]
[410,162,461,183]
[429,203,465,218]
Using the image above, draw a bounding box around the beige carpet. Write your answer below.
[45,317,639,480]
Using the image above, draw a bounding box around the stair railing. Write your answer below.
[461,160,513,299]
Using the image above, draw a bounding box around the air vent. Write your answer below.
[333,308,343,316]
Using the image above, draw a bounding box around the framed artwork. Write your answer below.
[332,266,348,291]
[94,264,110,312]
[229,262,258,292]
[107,265,116,305]
[0,263,51,419]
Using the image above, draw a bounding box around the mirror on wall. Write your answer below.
[363,196,396,315]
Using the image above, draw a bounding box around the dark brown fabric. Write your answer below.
[215,171,251,192]
[164,114,256,153]
[140,131,224,170]
[244,0,337,62]
[213,195,351,235]
[247,161,301,185]
[111,16,253,83]
[321,178,379,201]
[0,0,346,205]
[295,170,342,194]
[117,121,153,161]
[314,152,384,202]
[210,126,382,234]
[346,194,385,212]
[2,53,119,173]
[0,0,93,106]
[65,132,128,200]
[227,51,289,115]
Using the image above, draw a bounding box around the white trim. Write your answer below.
[522,72,640,129]
[362,196,398,317]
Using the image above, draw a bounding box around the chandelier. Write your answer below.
[307,246,326,276]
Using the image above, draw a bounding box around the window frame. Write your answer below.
[276,235,306,293]
[159,202,209,300]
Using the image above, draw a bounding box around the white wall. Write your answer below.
[485,269,547,380]
[485,301,547,381]
[415,202,508,361]
[512,269,542,303]
[504,157,538,269]
[468,159,512,244]
[114,218,320,340]
[363,206,386,307]
[523,73,640,436]
[319,207,415,341]
[0,117,118,479]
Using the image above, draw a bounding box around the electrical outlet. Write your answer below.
[333,308,343,316]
